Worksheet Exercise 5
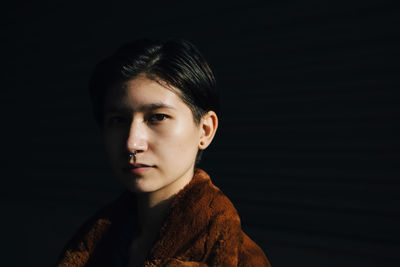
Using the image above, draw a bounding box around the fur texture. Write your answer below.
[55,168,271,267]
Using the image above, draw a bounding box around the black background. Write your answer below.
[3,1,399,266]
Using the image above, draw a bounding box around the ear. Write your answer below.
[198,111,218,150]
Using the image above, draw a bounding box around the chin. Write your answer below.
[128,178,163,194]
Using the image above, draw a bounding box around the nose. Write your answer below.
[126,118,148,155]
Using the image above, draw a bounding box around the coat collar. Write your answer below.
[145,168,214,261]
[57,168,219,267]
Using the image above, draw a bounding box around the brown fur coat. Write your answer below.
[55,168,271,267]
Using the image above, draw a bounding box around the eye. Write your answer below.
[148,113,169,123]
[107,116,130,125]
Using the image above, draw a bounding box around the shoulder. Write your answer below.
[239,232,271,267]
[183,169,241,229]
[186,169,239,214]
[205,185,271,266]
[55,191,132,266]
[64,191,132,246]
[188,169,271,266]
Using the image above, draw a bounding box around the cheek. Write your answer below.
[103,132,126,159]
[154,121,199,156]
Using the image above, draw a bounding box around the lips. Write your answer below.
[132,163,148,167]
[128,163,154,169]
[125,163,154,174]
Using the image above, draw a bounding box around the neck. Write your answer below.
[135,193,173,236]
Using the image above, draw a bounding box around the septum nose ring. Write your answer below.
[129,151,137,162]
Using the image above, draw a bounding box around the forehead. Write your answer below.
[104,75,184,112]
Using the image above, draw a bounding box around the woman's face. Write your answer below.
[102,74,210,197]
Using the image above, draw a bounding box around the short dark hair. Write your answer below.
[89,38,220,165]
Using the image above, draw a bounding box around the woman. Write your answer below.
[55,39,271,267]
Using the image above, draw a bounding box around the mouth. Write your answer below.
[130,163,155,168]
[124,163,155,173]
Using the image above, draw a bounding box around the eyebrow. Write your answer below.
[105,102,176,114]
